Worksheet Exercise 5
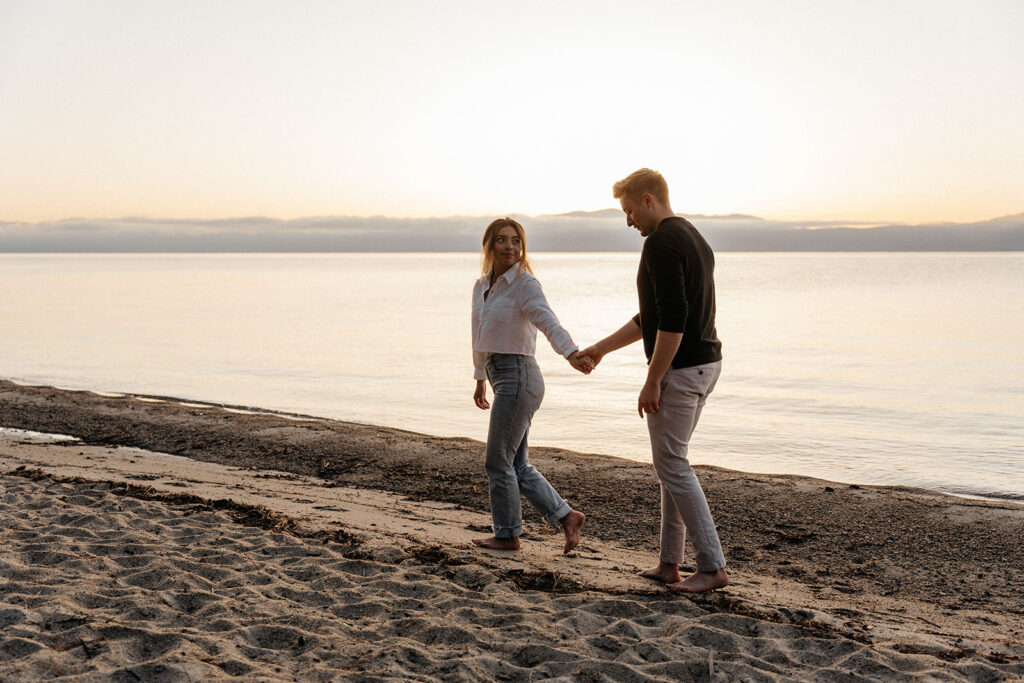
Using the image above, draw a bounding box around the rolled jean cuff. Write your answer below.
[493,524,522,539]
[543,501,572,527]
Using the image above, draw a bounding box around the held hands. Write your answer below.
[568,350,595,374]
[580,345,605,370]
[473,379,490,410]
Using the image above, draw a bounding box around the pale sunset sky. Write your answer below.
[2,0,1021,224]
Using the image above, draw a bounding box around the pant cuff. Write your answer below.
[543,501,572,527]
[493,525,522,539]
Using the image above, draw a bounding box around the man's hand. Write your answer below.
[639,330,681,417]
[580,320,643,373]
[568,350,594,374]
[638,379,661,417]
[580,345,605,370]
[474,380,490,410]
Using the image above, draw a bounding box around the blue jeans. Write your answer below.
[485,353,571,538]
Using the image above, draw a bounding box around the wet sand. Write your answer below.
[1,380,1023,680]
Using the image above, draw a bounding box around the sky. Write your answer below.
[2,0,1022,224]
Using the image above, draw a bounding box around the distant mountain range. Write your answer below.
[1,210,1022,252]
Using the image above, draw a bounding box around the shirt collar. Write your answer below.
[501,262,524,284]
[481,262,524,291]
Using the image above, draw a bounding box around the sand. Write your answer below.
[1,381,1023,681]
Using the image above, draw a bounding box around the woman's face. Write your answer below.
[492,225,522,273]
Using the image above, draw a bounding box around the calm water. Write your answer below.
[2,252,1022,501]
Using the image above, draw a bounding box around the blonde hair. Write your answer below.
[481,217,533,276]
[612,168,670,205]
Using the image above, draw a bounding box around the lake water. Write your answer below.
[1,252,1022,501]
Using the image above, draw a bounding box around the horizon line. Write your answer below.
[3,208,1023,227]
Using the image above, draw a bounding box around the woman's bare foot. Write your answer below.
[666,568,729,593]
[639,562,681,584]
[472,536,520,550]
[560,510,586,554]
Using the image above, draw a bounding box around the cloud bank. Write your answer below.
[1,211,1022,252]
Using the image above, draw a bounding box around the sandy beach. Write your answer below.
[1,380,1022,680]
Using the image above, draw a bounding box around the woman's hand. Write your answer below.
[580,344,605,370]
[473,380,490,410]
[568,350,594,374]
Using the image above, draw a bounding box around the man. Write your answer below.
[582,168,728,593]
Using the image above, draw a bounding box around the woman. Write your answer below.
[471,217,590,554]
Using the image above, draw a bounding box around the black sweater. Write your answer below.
[632,216,723,368]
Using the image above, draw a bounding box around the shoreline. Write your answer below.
[2,380,1023,678]
[4,378,1019,505]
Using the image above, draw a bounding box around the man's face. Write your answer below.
[620,194,656,237]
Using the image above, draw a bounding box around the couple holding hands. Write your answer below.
[470,169,728,594]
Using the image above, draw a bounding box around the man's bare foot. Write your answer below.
[638,562,681,584]
[560,510,585,554]
[472,536,520,550]
[666,568,729,593]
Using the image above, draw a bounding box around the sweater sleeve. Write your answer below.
[520,278,578,358]
[644,239,688,333]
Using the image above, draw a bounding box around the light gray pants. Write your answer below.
[485,353,571,538]
[646,360,726,572]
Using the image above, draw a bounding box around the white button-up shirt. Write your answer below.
[471,264,578,380]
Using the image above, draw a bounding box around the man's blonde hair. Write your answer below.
[481,217,533,276]
[612,168,670,205]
